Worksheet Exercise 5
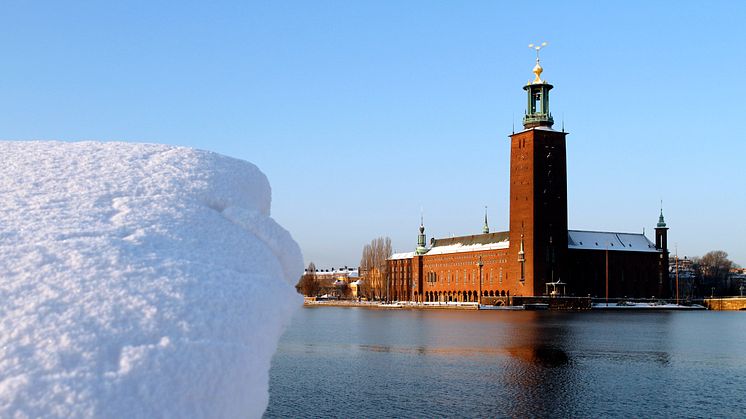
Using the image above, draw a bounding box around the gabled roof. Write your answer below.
[567,230,659,253]
[426,231,510,256]
[431,231,510,247]
[389,229,659,260]
[389,251,415,260]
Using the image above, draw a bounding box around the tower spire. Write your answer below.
[482,206,490,234]
[416,212,427,255]
[654,201,670,297]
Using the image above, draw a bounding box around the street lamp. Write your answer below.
[477,256,484,309]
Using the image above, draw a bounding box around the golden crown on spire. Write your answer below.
[528,42,548,84]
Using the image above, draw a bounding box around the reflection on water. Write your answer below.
[265,308,746,418]
[508,344,570,367]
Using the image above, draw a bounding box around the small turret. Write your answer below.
[657,208,666,228]
[655,205,669,251]
[416,215,428,255]
[654,204,670,297]
[518,234,525,263]
[482,206,490,234]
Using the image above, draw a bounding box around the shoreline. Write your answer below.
[303,300,708,311]
[304,300,479,310]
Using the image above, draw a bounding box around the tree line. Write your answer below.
[684,250,742,297]
[295,236,392,300]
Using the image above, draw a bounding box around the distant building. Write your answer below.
[308,267,359,298]
[669,256,697,300]
[386,54,669,303]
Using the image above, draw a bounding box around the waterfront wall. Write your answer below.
[512,296,592,311]
[703,297,746,311]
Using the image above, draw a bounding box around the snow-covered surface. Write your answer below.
[567,230,659,253]
[389,251,415,260]
[425,240,509,256]
[0,141,303,418]
[312,267,359,278]
[592,303,705,310]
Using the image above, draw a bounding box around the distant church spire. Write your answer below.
[482,206,490,234]
[523,42,554,129]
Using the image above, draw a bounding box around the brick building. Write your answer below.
[386,53,669,303]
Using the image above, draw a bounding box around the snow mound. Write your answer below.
[0,141,303,418]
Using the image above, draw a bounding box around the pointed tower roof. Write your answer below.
[657,208,667,228]
[482,206,489,234]
[656,201,667,228]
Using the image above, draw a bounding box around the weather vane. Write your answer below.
[528,42,548,61]
[528,42,548,83]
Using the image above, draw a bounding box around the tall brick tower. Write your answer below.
[509,46,568,296]
[655,207,670,297]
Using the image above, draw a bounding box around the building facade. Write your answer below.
[386,54,669,302]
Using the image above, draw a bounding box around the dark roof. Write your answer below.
[431,231,509,248]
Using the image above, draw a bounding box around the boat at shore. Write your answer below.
[378,303,404,308]
[592,302,705,310]
[478,305,525,310]
[523,303,550,310]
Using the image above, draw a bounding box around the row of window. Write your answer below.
[425,258,508,269]
[426,269,506,286]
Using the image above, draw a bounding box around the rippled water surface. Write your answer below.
[265,308,745,418]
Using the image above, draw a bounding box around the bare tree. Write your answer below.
[334,281,351,299]
[694,251,734,296]
[359,236,392,301]
[295,262,320,297]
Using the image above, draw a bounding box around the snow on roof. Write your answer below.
[313,268,359,277]
[389,251,415,260]
[567,230,659,253]
[427,232,510,256]
[0,141,302,418]
[517,126,558,133]
[427,241,510,255]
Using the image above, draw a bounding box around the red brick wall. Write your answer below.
[387,257,412,301]
[419,249,528,302]
[509,128,568,295]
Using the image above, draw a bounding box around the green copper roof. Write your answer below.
[657,208,667,228]
[416,219,427,255]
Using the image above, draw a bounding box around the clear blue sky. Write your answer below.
[1,1,744,268]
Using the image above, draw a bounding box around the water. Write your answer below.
[265,308,746,418]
